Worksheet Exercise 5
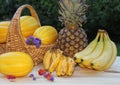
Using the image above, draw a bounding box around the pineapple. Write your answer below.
[57,0,88,57]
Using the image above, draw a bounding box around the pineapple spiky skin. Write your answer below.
[57,26,88,57]
[58,0,88,57]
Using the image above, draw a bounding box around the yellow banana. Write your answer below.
[66,57,75,76]
[74,32,100,63]
[99,33,117,71]
[43,50,53,70]
[51,49,57,61]
[49,49,62,73]
[81,32,104,68]
[78,63,86,68]
[60,55,67,76]
[56,56,64,76]
[91,32,112,71]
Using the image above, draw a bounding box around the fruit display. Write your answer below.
[0,52,34,77]
[74,29,117,71]
[0,16,40,43]
[33,26,58,45]
[0,3,119,83]
[57,0,88,57]
[43,49,75,76]
[20,16,40,37]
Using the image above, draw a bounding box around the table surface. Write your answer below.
[0,57,120,85]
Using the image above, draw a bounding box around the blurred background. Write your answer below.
[0,0,120,55]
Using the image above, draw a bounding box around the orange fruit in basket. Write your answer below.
[0,52,34,77]
[33,26,58,45]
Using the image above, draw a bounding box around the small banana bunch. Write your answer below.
[74,29,117,71]
[43,49,75,76]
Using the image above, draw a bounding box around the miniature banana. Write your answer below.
[49,49,62,73]
[74,32,100,63]
[56,56,64,76]
[60,56,67,76]
[66,57,75,76]
[43,50,52,70]
[51,49,57,61]
[81,32,104,68]
[43,48,75,77]
[91,33,113,70]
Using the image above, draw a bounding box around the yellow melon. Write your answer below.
[0,16,40,43]
[20,16,40,37]
[33,26,58,45]
[0,52,34,77]
[0,21,10,43]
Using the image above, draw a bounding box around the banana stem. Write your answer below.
[98,32,103,42]
[95,32,100,42]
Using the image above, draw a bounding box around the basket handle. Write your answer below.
[6,4,41,52]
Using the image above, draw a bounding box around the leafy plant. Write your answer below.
[85,0,120,42]
[0,0,15,20]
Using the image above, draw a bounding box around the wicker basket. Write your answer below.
[0,4,56,65]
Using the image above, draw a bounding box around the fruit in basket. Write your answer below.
[33,26,58,45]
[0,52,34,77]
[0,16,40,43]
[0,21,10,26]
[74,30,117,71]
[0,21,10,43]
[43,49,75,76]
[57,0,88,57]
[20,16,40,37]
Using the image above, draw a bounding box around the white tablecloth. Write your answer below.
[0,57,120,85]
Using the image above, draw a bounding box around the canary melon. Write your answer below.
[0,21,10,26]
[0,16,40,43]
[20,16,40,37]
[0,21,10,43]
[33,26,58,45]
[0,52,34,77]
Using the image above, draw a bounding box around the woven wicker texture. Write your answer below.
[0,4,55,65]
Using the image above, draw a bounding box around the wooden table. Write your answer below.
[0,57,120,85]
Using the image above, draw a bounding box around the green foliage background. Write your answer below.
[85,0,120,43]
[0,0,120,43]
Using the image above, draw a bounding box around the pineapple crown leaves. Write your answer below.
[58,0,88,27]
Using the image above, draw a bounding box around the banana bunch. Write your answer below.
[43,49,75,76]
[74,29,117,71]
